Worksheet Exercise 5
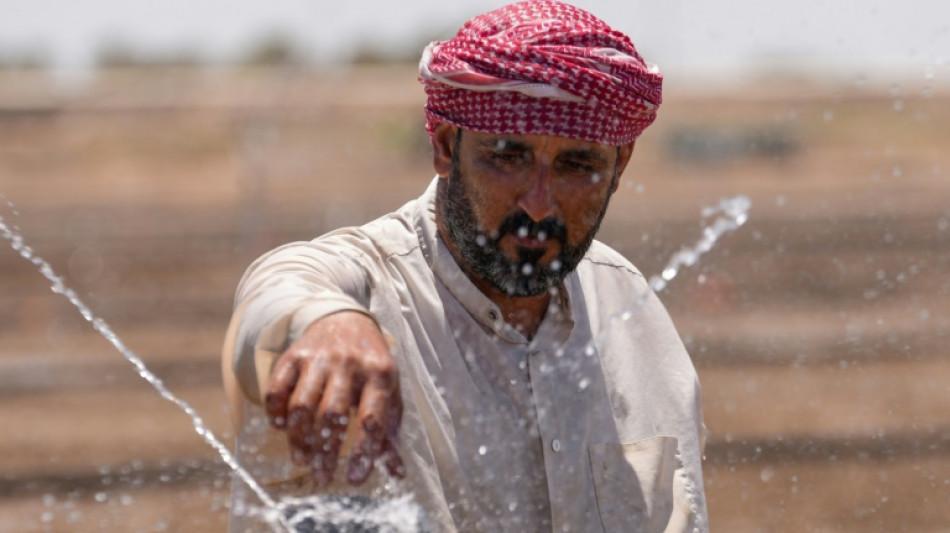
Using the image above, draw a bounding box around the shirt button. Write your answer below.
[551,439,561,453]
[488,310,498,321]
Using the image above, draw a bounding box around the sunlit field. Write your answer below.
[1,64,948,532]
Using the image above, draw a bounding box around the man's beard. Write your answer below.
[439,148,615,297]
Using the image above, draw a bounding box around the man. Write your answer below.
[223,1,708,531]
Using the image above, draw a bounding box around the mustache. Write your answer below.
[492,211,567,244]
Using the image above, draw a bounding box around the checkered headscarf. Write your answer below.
[419,0,662,146]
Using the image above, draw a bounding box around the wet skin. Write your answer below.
[433,123,635,335]
[265,124,634,486]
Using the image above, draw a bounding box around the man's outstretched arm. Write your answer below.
[226,236,404,487]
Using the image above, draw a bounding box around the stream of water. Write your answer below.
[1,193,749,532]
[0,205,293,531]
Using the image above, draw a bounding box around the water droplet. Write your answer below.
[578,378,590,390]
[478,445,487,456]
[662,267,677,281]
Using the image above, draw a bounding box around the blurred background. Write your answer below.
[1,1,948,531]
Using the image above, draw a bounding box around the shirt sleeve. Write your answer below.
[226,232,379,405]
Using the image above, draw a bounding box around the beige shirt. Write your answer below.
[224,178,708,532]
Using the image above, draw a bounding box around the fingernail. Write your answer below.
[393,462,406,478]
[347,454,371,484]
[363,417,380,434]
[386,453,406,478]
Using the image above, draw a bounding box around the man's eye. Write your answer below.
[562,160,596,173]
[491,152,526,163]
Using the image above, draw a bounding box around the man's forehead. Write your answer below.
[467,130,614,154]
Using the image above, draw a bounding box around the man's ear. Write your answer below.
[611,140,636,193]
[431,123,458,178]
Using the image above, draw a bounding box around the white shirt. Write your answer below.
[224,178,708,532]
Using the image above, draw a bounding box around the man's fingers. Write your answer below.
[346,381,392,484]
[285,362,328,465]
[358,377,392,447]
[262,312,405,486]
[264,357,300,428]
[382,437,406,479]
[382,392,405,479]
[311,374,355,486]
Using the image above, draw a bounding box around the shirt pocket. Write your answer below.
[588,436,687,533]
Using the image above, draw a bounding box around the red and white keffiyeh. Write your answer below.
[419,0,662,146]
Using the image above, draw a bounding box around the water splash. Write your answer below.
[0,208,293,532]
[1,191,748,532]
[594,195,751,347]
[252,494,429,533]
[650,195,751,293]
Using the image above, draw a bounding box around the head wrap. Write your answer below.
[419,0,662,146]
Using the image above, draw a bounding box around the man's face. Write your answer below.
[436,127,633,297]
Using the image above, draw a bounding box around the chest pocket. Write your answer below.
[588,436,696,533]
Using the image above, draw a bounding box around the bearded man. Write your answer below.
[223,1,708,531]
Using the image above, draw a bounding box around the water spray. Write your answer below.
[1,192,749,532]
[0,206,294,532]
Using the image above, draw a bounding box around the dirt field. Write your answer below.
[1,65,948,531]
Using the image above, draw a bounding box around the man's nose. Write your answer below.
[517,166,558,222]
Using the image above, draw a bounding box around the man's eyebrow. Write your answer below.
[477,137,531,151]
[560,149,610,164]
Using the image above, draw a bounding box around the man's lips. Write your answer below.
[505,233,555,250]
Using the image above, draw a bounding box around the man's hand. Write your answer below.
[264,311,404,486]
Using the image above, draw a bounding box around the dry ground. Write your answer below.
[1,65,948,532]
